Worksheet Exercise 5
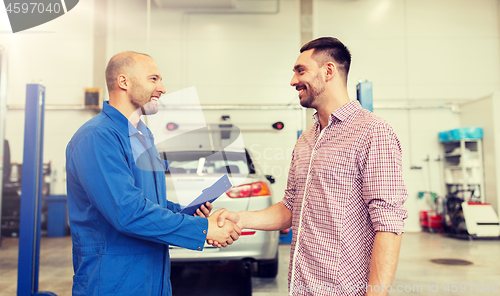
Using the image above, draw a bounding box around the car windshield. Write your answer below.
[160,151,255,175]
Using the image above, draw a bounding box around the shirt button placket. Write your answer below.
[290,126,326,292]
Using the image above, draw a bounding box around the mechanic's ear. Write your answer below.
[117,74,129,90]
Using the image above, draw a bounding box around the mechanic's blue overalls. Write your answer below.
[66,102,208,296]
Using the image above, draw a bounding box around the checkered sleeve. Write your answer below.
[280,150,297,212]
[360,121,408,233]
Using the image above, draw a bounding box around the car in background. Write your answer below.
[160,148,280,278]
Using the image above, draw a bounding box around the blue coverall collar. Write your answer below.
[101,101,153,138]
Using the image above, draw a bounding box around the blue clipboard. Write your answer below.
[180,174,233,215]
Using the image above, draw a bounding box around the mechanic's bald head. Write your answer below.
[105,51,151,92]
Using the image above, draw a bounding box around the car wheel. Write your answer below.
[257,251,279,278]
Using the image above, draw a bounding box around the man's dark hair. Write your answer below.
[105,51,151,92]
[300,37,351,83]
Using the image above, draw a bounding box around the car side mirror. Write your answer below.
[265,175,275,184]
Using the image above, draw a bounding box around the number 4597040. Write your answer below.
[443,282,498,293]
[6,3,62,14]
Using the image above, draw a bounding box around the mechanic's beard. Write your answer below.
[130,87,158,116]
[141,101,158,116]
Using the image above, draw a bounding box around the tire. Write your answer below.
[257,251,279,278]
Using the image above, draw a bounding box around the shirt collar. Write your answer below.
[101,101,152,138]
[312,100,362,125]
[128,119,152,138]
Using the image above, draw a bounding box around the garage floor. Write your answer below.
[0,232,499,295]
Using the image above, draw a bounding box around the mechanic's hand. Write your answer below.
[207,209,242,247]
[207,209,241,248]
[194,201,213,218]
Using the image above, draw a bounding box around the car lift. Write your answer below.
[17,84,56,296]
[0,46,7,247]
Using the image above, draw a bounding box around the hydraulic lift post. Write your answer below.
[0,47,8,247]
[17,84,56,296]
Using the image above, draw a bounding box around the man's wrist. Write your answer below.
[237,211,249,229]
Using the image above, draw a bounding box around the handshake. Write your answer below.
[194,202,242,248]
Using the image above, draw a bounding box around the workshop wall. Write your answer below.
[108,0,300,105]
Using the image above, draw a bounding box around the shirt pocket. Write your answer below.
[322,147,358,180]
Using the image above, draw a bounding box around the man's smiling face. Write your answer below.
[290,49,326,109]
[129,55,166,115]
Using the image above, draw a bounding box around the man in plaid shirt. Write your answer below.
[213,37,408,296]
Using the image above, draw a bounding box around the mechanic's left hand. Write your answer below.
[194,201,213,218]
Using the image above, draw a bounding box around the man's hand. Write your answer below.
[216,209,242,228]
[206,203,292,247]
[193,201,213,218]
[207,209,242,247]
[206,209,241,248]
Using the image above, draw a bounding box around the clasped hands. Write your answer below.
[194,202,241,248]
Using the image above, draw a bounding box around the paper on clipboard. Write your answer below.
[180,174,232,215]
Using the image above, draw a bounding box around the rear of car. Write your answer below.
[161,149,280,277]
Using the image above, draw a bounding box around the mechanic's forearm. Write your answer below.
[366,232,402,296]
[239,202,292,231]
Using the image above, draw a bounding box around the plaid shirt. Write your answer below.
[281,100,408,296]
